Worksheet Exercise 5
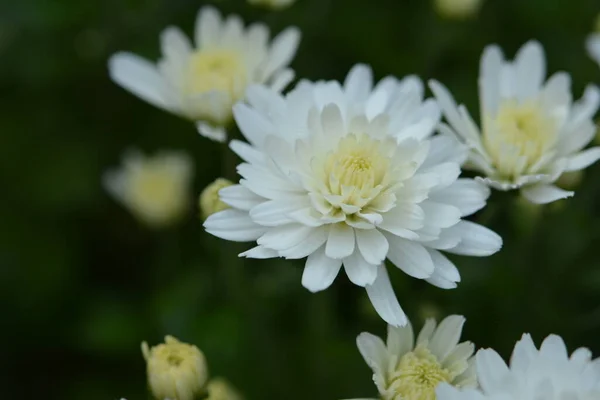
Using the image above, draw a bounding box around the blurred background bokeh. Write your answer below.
[2,0,600,399]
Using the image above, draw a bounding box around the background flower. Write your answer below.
[205,64,501,326]
[108,6,300,142]
[248,0,296,10]
[434,0,483,20]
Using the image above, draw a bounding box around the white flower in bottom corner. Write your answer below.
[204,64,502,327]
[586,33,600,67]
[104,149,193,227]
[436,333,600,400]
[356,315,476,400]
[108,6,300,142]
[430,40,600,204]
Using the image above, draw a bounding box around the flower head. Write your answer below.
[248,0,296,10]
[206,378,243,400]
[200,178,234,220]
[142,335,209,400]
[204,64,502,326]
[434,0,483,20]
[108,6,301,142]
[104,149,193,227]
[436,333,600,400]
[431,40,600,204]
[357,315,476,400]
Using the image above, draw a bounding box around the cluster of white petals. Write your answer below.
[437,333,600,400]
[204,64,502,326]
[108,6,300,142]
[431,41,600,204]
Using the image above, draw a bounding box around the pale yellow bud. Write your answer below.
[434,0,482,19]
[199,178,233,220]
[142,335,209,400]
[247,0,296,10]
[206,378,243,400]
[556,171,584,191]
[104,150,194,227]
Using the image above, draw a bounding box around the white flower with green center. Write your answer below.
[436,333,600,400]
[586,33,600,67]
[355,315,476,400]
[204,64,502,326]
[108,6,300,142]
[103,149,193,227]
[430,41,600,204]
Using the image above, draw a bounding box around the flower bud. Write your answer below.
[434,0,482,19]
[199,178,233,220]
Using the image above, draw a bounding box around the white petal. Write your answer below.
[386,235,434,279]
[430,179,490,217]
[325,224,356,259]
[386,322,415,358]
[250,199,305,226]
[429,315,466,361]
[196,121,227,142]
[219,184,264,210]
[509,333,537,372]
[476,349,510,394]
[195,6,222,48]
[263,27,301,79]
[444,221,502,257]
[302,246,342,292]
[514,40,546,101]
[108,53,175,112]
[586,33,600,66]
[204,209,265,242]
[356,229,389,265]
[479,44,504,115]
[565,147,600,172]
[427,249,460,283]
[365,265,408,327]
[321,103,346,139]
[257,224,312,250]
[229,140,264,164]
[343,251,378,287]
[420,201,462,229]
[160,26,192,63]
[279,226,328,259]
[344,64,373,102]
[269,68,295,93]
[520,184,574,204]
[416,319,437,345]
[239,245,278,259]
[539,334,568,362]
[233,103,274,146]
[356,332,388,373]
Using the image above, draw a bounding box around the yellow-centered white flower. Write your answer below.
[103,149,193,227]
[437,333,600,400]
[248,0,296,10]
[204,64,502,326]
[142,336,209,400]
[430,41,600,204]
[356,315,476,400]
[108,6,300,142]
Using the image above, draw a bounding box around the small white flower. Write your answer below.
[436,333,600,400]
[108,6,301,142]
[586,33,600,67]
[430,40,600,204]
[104,149,193,227]
[434,0,483,20]
[248,0,296,10]
[356,315,476,400]
[204,64,502,326]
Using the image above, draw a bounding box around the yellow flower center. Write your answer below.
[386,346,451,400]
[188,49,247,101]
[483,100,559,181]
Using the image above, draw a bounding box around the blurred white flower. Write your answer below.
[434,0,482,20]
[204,64,501,327]
[142,336,209,400]
[199,178,234,220]
[206,378,244,400]
[108,6,301,142]
[436,333,600,400]
[431,40,600,204]
[586,34,600,67]
[104,149,193,227]
[356,315,476,400]
[248,0,296,10]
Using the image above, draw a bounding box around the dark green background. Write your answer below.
[2,0,600,399]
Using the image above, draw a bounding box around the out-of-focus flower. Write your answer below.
[436,333,600,400]
[248,0,296,10]
[431,40,600,204]
[204,64,502,327]
[586,33,600,67]
[103,149,193,227]
[356,315,476,400]
[434,0,482,20]
[200,178,234,219]
[142,336,209,400]
[108,6,301,142]
[206,378,243,400]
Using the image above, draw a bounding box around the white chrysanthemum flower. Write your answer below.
[586,34,600,67]
[436,333,600,400]
[434,0,483,20]
[142,336,209,400]
[204,64,502,326]
[356,315,476,400]
[104,149,193,227]
[248,0,296,10]
[430,40,600,204]
[108,6,301,142]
